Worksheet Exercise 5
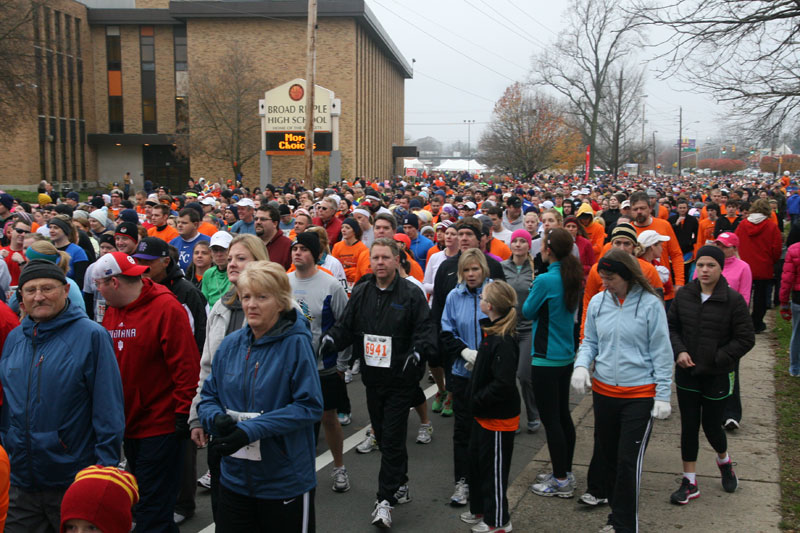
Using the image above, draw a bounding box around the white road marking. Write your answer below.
[197,382,440,533]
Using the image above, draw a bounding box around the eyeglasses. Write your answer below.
[93,277,113,288]
[21,284,63,297]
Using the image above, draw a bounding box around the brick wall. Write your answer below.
[154,25,175,132]
[120,25,142,133]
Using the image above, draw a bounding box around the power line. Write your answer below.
[476,0,547,46]
[405,121,491,125]
[371,0,518,82]
[380,0,528,72]
[412,70,498,103]
[463,0,547,48]
[503,0,558,37]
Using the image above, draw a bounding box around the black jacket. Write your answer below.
[161,261,208,351]
[668,214,699,255]
[431,250,505,327]
[328,273,437,387]
[469,318,521,421]
[667,277,755,376]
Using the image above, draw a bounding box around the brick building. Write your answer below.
[2,0,410,192]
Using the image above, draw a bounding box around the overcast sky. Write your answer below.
[366,0,723,152]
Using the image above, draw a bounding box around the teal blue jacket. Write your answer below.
[522,261,575,366]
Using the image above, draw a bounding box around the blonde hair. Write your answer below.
[481,280,518,337]
[305,226,330,254]
[457,248,489,284]
[29,240,71,274]
[224,234,270,305]
[749,198,772,217]
[541,208,563,227]
[237,261,293,313]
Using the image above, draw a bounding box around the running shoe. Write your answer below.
[718,460,738,493]
[394,484,411,504]
[344,370,353,384]
[670,477,700,505]
[356,431,379,454]
[416,423,433,444]
[460,512,483,525]
[428,371,435,383]
[441,393,454,417]
[450,477,469,506]
[118,458,127,471]
[578,492,608,506]
[371,500,393,528]
[431,390,446,413]
[332,466,350,492]
[197,470,212,489]
[527,419,541,433]
[598,525,616,532]
[471,520,513,532]
[530,475,574,498]
[723,418,739,431]
[338,412,352,426]
[535,471,576,490]
[173,512,191,525]
[351,359,361,375]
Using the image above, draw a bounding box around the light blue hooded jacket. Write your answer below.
[575,285,673,402]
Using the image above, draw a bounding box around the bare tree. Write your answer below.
[478,83,582,176]
[594,65,647,176]
[529,0,644,176]
[178,43,268,178]
[0,0,37,136]
[633,1,800,135]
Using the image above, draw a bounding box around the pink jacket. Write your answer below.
[780,242,800,304]
[693,255,752,305]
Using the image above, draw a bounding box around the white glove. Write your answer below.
[461,348,478,366]
[651,400,671,420]
[655,265,670,284]
[570,366,592,395]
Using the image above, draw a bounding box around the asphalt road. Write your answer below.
[180,371,560,533]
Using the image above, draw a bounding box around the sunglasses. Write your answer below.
[13,227,28,234]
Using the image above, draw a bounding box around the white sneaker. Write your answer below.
[460,511,484,524]
[535,471,576,490]
[344,370,353,384]
[332,466,350,492]
[173,512,188,525]
[371,499,393,528]
[351,359,361,375]
[394,484,411,504]
[579,492,608,506]
[337,412,352,426]
[724,418,740,430]
[356,431,378,454]
[196,470,212,489]
[472,520,513,532]
[450,477,469,506]
[416,423,433,444]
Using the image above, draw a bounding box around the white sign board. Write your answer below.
[263,78,333,132]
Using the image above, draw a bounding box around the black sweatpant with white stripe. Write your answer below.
[216,484,315,532]
[592,392,654,533]
[468,421,514,528]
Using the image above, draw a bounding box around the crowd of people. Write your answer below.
[1,166,796,532]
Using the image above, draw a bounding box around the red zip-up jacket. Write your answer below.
[103,278,200,439]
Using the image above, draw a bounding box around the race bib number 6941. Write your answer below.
[364,334,392,368]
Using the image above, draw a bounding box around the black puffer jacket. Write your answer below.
[161,260,208,351]
[469,318,521,421]
[667,277,755,376]
[328,273,437,387]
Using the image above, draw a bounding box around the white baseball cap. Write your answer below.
[200,197,216,207]
[209,231,233,249]
[637,230,670,248]
[92,252,149,281]
[236,198,255,208]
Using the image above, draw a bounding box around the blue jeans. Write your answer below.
[790,303,800,375]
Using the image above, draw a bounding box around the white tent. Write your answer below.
[403,158,427,170]
[433,159,487,172]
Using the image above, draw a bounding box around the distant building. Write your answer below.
[1,0,410,192]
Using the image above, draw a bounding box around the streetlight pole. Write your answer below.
[464,119,475,173]
[677,106,683,176]
[652,131,658,176]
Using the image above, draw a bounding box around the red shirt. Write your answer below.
[312,216,343,246]
[102,279,199,439]
[0,247,21,286]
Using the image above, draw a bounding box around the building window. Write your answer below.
[106,26,122,133]
[174,26,188,133]
[140,26,157,133]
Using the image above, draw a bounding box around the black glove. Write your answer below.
[319,335,336,358]
[208,428,250,457]
[214,413,237,437]
[175,413,190,440]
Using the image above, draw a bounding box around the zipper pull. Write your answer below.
[245,346,251,361]
[35,355,43,367]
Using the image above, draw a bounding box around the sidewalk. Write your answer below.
[507,318,782,532]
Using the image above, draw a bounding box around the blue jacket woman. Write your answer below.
[198,307,324,500]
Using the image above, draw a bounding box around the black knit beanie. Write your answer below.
[696,245,725,269]
[292,232,321,263]
[18,259,67,289]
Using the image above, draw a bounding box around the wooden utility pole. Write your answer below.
[304,0,318,185]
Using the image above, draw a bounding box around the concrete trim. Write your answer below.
[87,8,180,25]
[87,133,186,146]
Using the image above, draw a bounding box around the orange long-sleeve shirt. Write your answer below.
[356,248,423,282]
[332,239,368,287]
[633,217,685,291]
[584,221,606,259]
[147,224,179,243]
